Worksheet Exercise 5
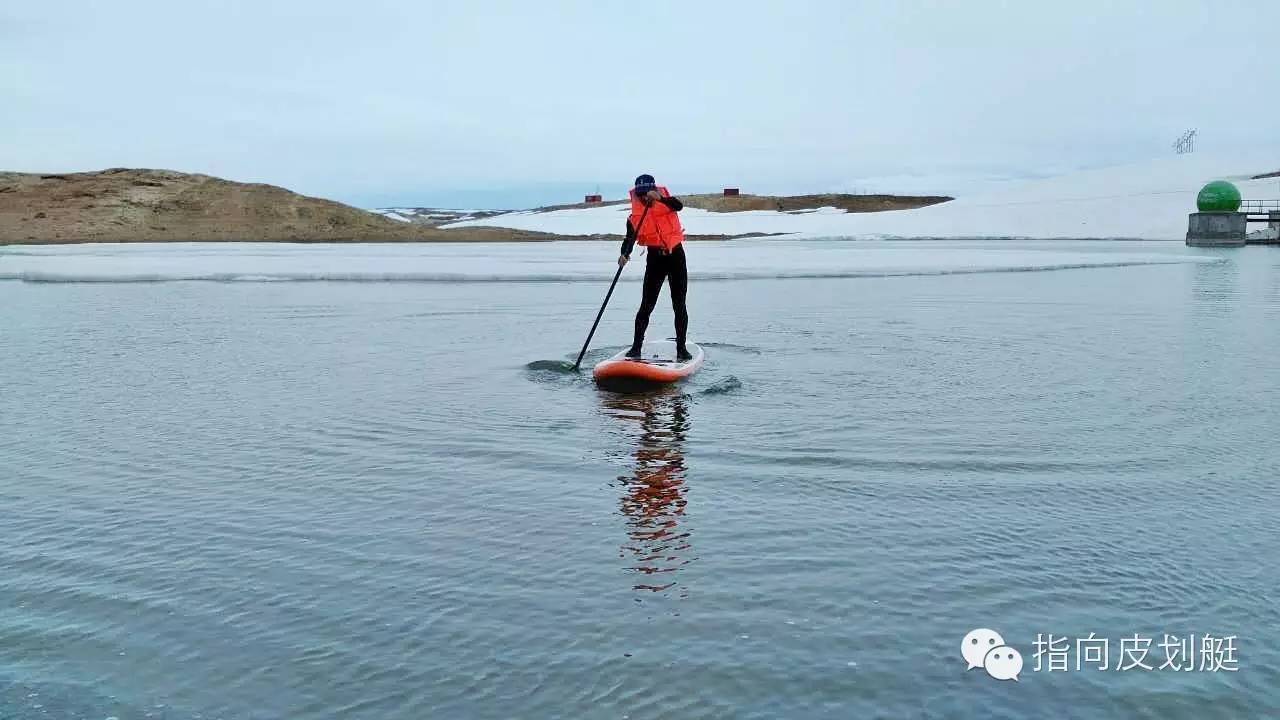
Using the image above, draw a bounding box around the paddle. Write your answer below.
[572,202,652,370]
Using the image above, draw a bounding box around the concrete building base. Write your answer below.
[1186,212,1247,247]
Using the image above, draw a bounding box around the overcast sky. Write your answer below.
[4,1,1278,207]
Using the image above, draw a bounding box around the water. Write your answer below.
[2,239,1279,719]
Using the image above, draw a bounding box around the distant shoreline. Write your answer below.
[1,167,945,245]
[1,232,785,246]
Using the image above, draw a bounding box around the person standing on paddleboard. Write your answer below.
[618,174,691,361]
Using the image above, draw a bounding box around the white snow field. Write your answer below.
[442,153,1280,240]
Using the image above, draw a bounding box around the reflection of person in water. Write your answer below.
[600,389,694,595]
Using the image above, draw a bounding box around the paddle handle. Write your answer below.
[572,203,651,370]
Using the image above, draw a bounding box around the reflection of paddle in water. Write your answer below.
[600,389,694,596]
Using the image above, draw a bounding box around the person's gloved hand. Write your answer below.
[618,254,629,267]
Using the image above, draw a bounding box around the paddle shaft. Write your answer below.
[572,203,651,370]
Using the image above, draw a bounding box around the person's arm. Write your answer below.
[621,218,637,258]
[643,190,683,212]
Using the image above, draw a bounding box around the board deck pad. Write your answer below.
[592,340,705,388]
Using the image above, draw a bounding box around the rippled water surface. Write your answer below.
[3,240,1280,719]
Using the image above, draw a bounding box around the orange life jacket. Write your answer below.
[629,186,685,253]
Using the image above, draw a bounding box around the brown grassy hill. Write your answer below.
[681,192,951,213]
[0,169,556,244]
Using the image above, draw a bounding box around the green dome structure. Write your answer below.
[1197,181,1242,212]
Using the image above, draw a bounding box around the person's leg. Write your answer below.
[668,245,690,358]
[630,252,669,356]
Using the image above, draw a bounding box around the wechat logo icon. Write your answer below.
[962,628,1023,682]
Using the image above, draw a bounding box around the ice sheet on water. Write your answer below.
[0,240,1219,284]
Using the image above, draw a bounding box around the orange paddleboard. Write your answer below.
[593,341,705,389]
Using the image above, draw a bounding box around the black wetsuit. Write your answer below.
[620,196,687,351]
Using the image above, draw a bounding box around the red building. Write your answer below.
[723,188,740,196]
[584,194,603,204]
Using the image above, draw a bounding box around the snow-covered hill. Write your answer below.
[369,207,506,226]
[442,153,1280,240]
